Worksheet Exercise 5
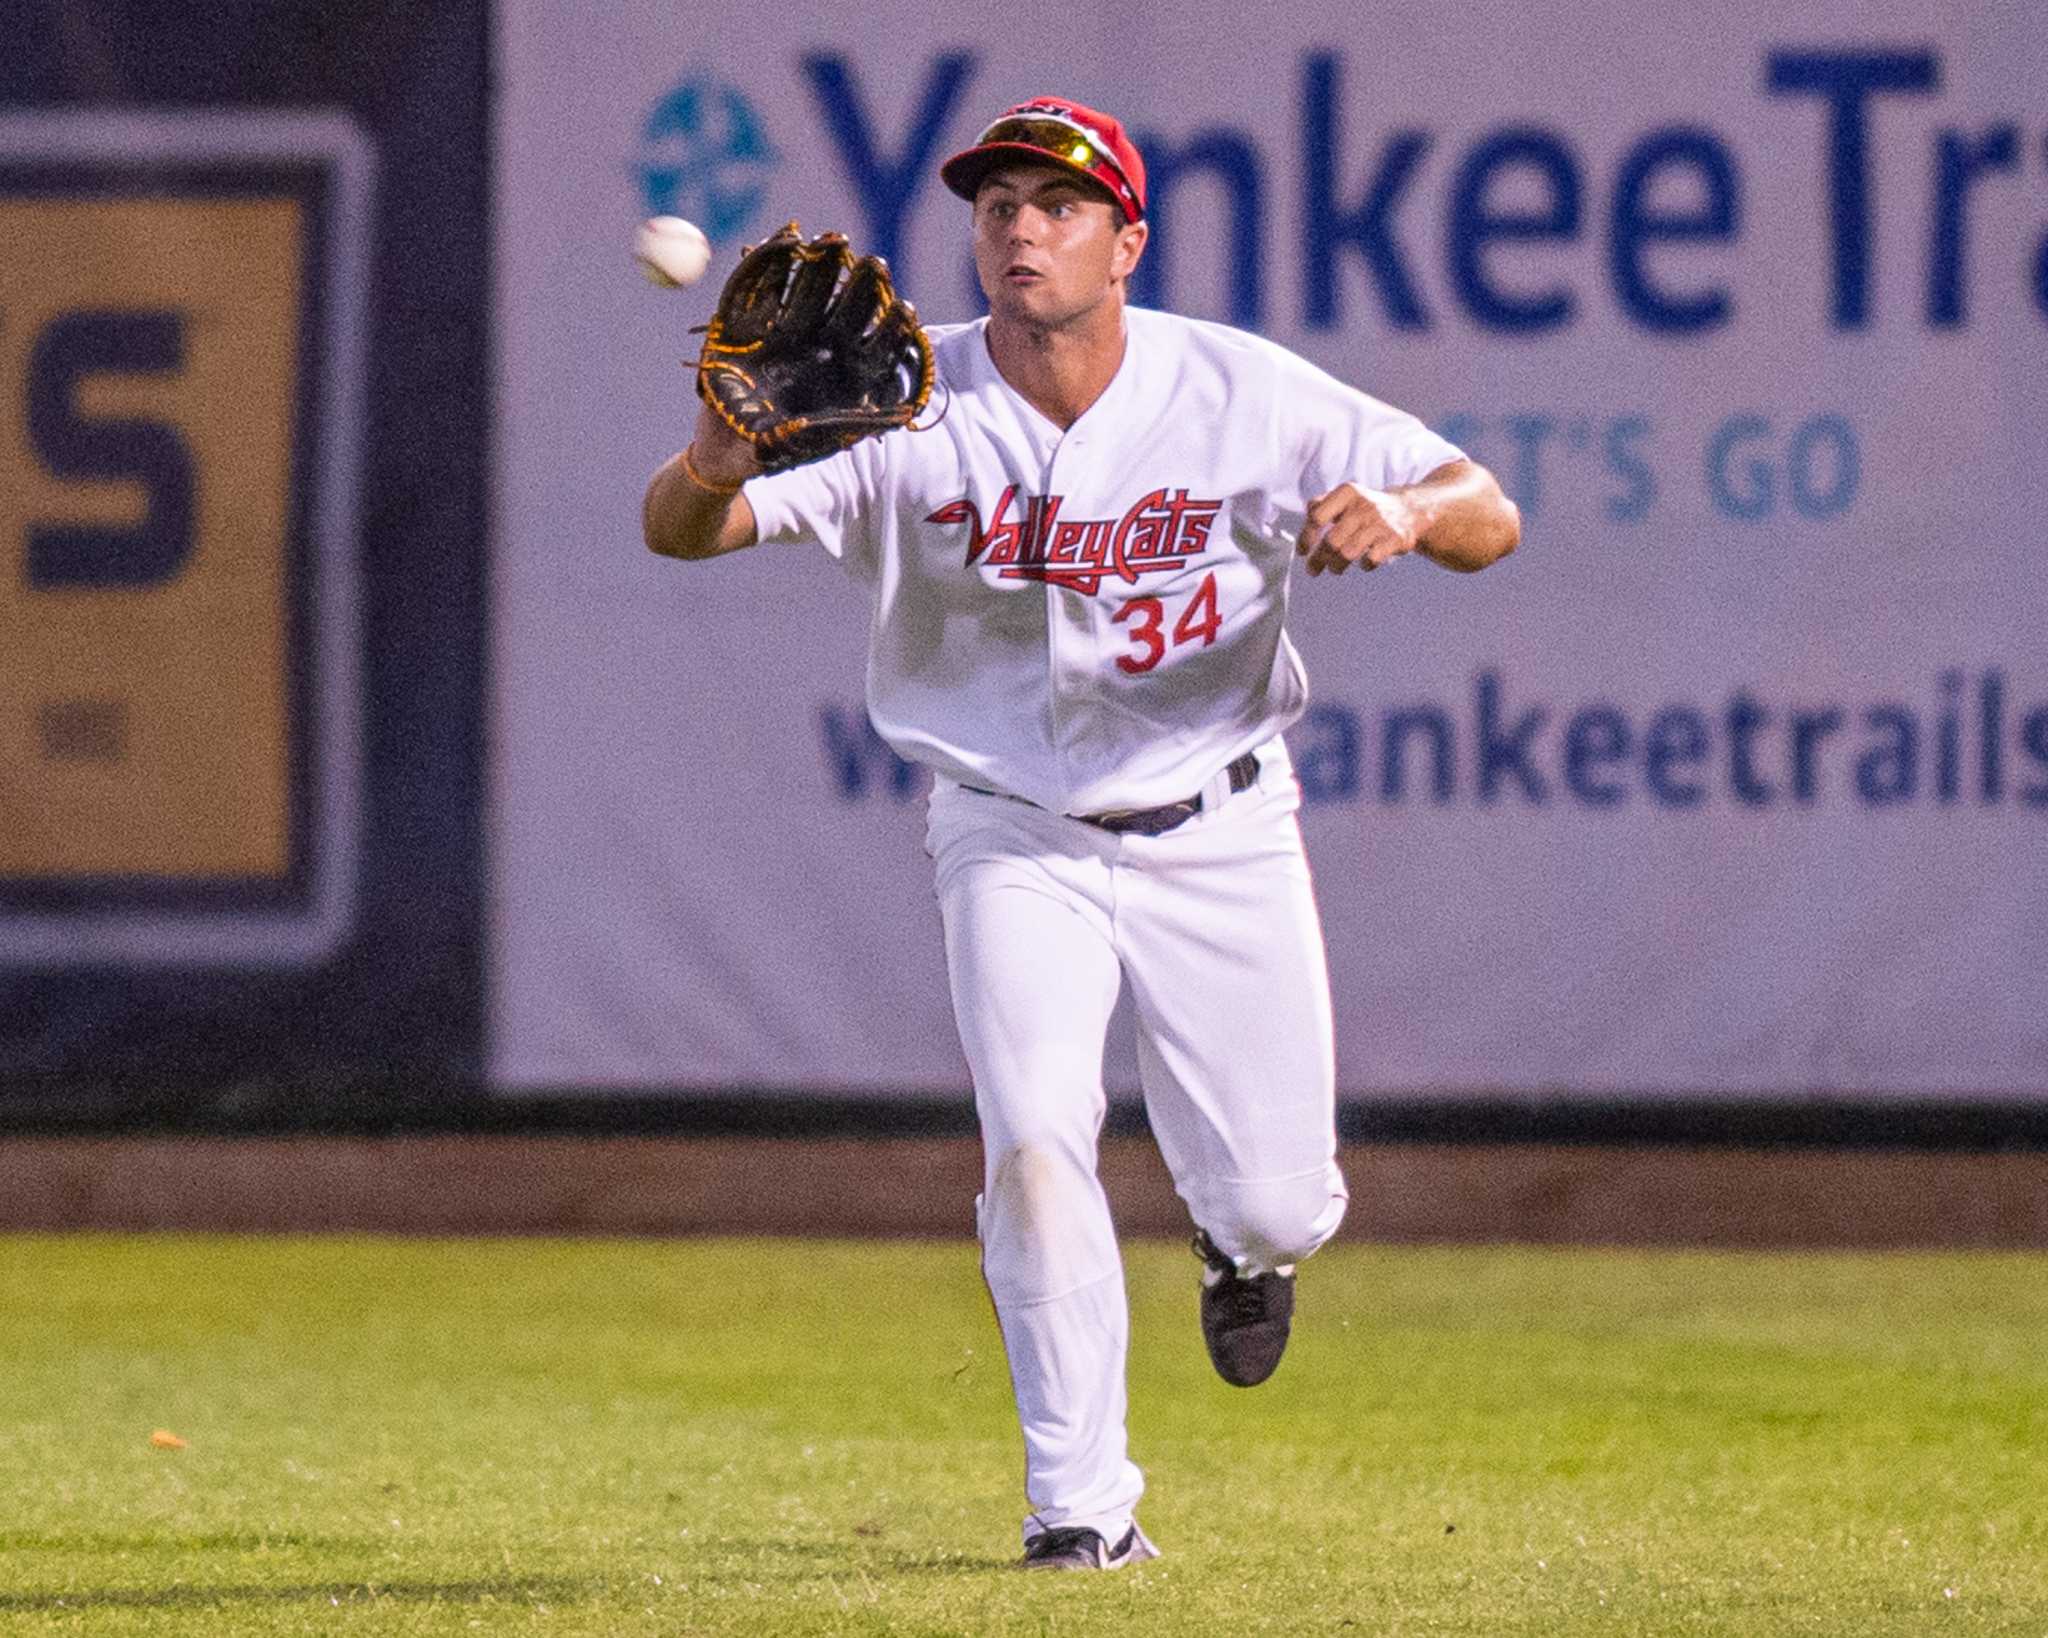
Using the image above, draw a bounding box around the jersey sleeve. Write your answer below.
[740,437,886,576]
[1274,348,1466,503]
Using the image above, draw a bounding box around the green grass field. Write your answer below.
[2,1234,2044,1635]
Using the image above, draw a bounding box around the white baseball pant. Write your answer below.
[924,739,1349,1544]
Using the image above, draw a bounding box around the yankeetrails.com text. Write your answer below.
[822,670,2048,811]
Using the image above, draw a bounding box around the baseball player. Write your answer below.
[644,97,1520,1571]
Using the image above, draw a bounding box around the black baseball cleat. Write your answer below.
[1193,1229,1296,1387]
[1019,1521,1161,1571]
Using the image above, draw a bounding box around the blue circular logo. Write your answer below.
[635,77,778,244]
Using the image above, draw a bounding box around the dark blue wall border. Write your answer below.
[3,1088,2046,1153]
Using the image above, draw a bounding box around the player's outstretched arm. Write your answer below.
[643,403,762,561]
[1299,459,1520,577]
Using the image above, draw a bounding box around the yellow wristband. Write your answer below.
[680,443,745,496]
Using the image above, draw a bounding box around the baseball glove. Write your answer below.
[696,222,935,474]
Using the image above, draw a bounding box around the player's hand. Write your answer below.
[1298,483,1424,576]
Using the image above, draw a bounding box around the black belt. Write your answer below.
[965,750,1260,839]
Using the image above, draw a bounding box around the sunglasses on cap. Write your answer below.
[968,110,1144,223]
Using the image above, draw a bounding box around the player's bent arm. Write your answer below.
[1299,459,1520,577]
[1406,459,1521,573]
[643,454,758,559]
[643,405,761,561]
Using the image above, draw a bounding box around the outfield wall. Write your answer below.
[2,1,2042,1125]
[491,2,2047,1101]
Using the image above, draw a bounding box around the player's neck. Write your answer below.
[985,302,1128,431]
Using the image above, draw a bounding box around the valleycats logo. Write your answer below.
[926,485,1224,594]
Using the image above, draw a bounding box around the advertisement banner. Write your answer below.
[1,2,490,1107]
[0,113,369,969]
[494,1,2047,1097]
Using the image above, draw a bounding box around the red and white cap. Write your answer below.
[939,98,1147,223]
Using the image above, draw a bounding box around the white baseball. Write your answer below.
[634,216,712,289]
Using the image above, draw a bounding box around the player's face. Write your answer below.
[972,163,1147,329]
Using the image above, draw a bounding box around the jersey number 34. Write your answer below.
[1112,571,1221,675]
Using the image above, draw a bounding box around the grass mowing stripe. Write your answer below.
[0,1235,2042,1635]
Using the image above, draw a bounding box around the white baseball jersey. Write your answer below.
[744,307,1463,815]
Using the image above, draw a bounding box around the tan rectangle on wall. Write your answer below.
[0,196,302,880]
